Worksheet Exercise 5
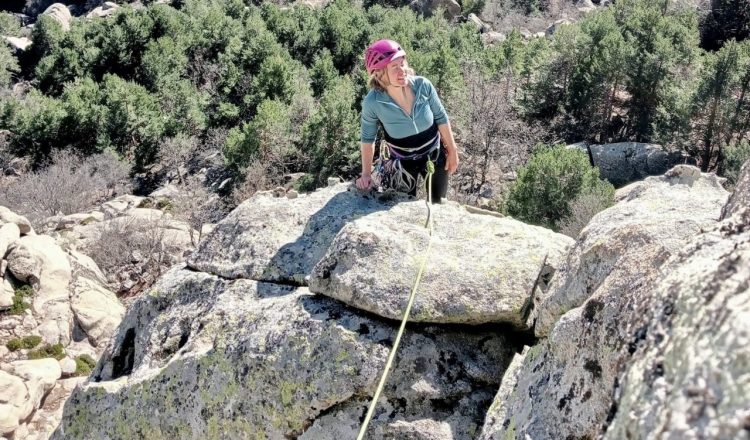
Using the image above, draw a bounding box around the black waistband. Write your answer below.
[383,123,439,156]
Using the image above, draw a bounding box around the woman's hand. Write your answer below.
[356,174,373,190]
[445,147,459,174]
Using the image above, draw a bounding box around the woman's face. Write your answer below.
[385,57,407,87]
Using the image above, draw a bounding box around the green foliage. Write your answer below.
[460,0,486,16]
[701,0,750,50]
[252,54,299,105]
[27,14,65,65]
[156,78,208,137]
[139,36,189,90]
[6,339,22,351]
[303,76,360,186]
[567,9,628,140]
[28,343,65,360]
[75,354,98,376]
[21,335,43,349]
[310,50,337,98]
[614,0,699,141]
[33,22,95,96]
[505,146,615,230]
[1,90,66,164]
[89,6,158,81]
[224,99,293,169]
[423,41,462,97]
[0,12,22,37]
[262,4,322,66]
[0,44,20,88]
[320,0,370,73]
[686,39,750,171]
[723,140,750,188]
[98,74,166,169]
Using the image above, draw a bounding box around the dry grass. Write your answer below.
[0,150,130,228]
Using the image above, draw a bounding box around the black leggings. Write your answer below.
[400,146,449,204]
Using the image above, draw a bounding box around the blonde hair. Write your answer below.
[367,60,416,92]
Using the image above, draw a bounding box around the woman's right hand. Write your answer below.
[356,174,373,190]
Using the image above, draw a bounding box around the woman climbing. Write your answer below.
[355,39,459,203]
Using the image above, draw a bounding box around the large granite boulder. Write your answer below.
[0,204,126,440]
[0,359,62,435]
[590,142,686,187]
[54,267,516,439]
[0,205,33,235]
[7,235,73,345]
[41,4,72,31]
[478,165,741,439]
[722,158,750,220]
[309,202,573,326]
[604,207,750,439]
[188,183,412,283]
[534,165,728,337]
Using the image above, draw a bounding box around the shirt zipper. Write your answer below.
[377,80,421,135]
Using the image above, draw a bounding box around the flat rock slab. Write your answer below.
[188,183,410,283]
[309,203,574,327]
[53,267,514,440]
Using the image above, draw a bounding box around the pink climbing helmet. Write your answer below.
[364,39,406,74]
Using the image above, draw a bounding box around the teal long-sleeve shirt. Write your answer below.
[360,75,449,144]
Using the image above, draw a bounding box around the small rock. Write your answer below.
[2,36,32,52]
[58,357,77,377]
[481,31,506,45]
[0,277,12,310]
[0,207,32,236]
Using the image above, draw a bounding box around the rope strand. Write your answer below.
[356,159,436,439]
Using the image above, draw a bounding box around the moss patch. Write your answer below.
[75,354,97,376]
[6,284,34,315]
[28,343,65,360]
[21,335,42,349]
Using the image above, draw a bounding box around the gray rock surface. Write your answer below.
[54,267,515,439]
[310,203,572,326]
[0,223,20,260]
[479,166,741,440]
[534,165,728,336]
[85,1,119,19]
[409,0,462,18]
[189,183,411,283]
[8,235,73,345]
[69,276,124,347]
[604,208,750,440]
[0,206,32,235]
[2,36,32,52]
[41,4,72,31]
[722,158,750,220]
[590,142,686,187]
[0,205,126,440]
[477,347,529,440]
[0,359,62,434]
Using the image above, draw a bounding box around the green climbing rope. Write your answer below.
[356,160,436,440]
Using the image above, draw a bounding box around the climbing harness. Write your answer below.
[356,159,437,440]
[372,132,441,195]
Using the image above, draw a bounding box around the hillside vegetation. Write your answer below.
[0,0,748,230]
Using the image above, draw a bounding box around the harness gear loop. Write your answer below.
[372,133,440,195]
[356,159,436,440]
